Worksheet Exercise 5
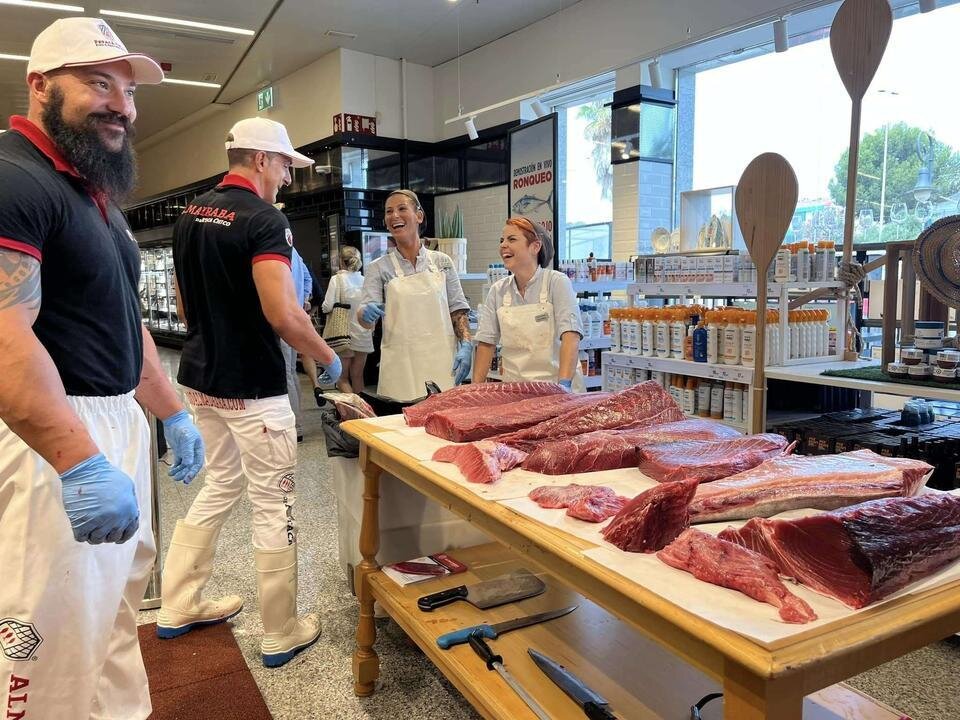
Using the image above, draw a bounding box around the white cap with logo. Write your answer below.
[225,118,314,168]
[28,17,164,85]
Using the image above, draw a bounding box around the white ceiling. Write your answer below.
[0,0,573,142]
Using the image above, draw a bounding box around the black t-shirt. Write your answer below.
[173,174,293,399]
[0,117,143,396]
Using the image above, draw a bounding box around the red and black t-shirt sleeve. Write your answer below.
[249,208,293,268]
[0,161,57,261]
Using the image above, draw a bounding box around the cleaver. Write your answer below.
[417,569,545,612]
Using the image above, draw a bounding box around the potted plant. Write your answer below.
[436,205,468,274]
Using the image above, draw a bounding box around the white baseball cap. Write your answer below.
[225,118,314,168]
[28,17,164,85]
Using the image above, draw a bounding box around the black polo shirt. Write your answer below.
[173,174,293,399]
[0,116,142,396]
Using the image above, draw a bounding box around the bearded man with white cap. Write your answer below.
[158,117,340,668]
[0,17,204,720]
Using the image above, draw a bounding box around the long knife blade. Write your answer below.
[529,649,616,719]
[436,605,578,649]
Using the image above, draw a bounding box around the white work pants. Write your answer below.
[0,393,154,720]
[183,393,297,549]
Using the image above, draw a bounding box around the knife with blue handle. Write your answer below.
[436,605,577,649]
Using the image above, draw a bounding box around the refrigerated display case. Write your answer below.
[139,245,186,344]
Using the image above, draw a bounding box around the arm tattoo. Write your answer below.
[451,309,470,342]
[0,249,41,313]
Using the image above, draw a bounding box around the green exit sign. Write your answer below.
[257,86,275,112]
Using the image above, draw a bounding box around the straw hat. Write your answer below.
[913,215,960,308]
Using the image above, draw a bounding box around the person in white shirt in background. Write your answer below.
[473,217,585,390]
[357,189,472,402]
[321,246,373,393]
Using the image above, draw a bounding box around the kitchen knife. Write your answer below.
[528,648,617,720]
[436,605,577,649]
[417,569,545,612]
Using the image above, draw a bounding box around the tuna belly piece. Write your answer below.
[720,493,960,608]
[425,393,607,443]
[658,529,817,624]
[432,442,527,484]
[522,419,742,475]
[528,483,628,523]
[403,381,566,426]
[637,434,791,484]
[601,480,699,552]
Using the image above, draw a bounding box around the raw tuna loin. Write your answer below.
[528,483,628,522]
[432,442,527,484]
[601,480,698,552]
[657,528,817,624]
[403,381,566,426]
[637,434,792,484]
[719,492,960,608]
[521,419,741,475]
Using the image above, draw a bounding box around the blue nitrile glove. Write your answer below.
[361,302,385,324]
[452,342,473,385]
[319,354,343,385]
[162,410,205,484]
[558,378,573,391]
[59,453,139,545]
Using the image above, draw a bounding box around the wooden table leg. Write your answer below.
[353,451,381,696]
[723,662,803,720]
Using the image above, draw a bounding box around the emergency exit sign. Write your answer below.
[257,86,275,112]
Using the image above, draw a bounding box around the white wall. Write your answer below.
[433,0,801,139]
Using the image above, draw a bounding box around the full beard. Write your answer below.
[42,86,138,201]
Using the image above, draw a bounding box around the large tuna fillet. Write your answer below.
[432,442,528,484]
[637,434,792,484]
[719,493,960,608]
[521,419,741,475]
[496,382,684,451]
[658,528,817,623]
[425,392,608,442]
[601,480,698,552]
[528,483,628,522]
[403,381,566,426]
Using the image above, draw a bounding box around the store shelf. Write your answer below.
[765,360,960,403]
[579,336,612,350]
[459,272,487,281]
[571,280,632,293]
[602,352,754,384]
[627,280,844,298]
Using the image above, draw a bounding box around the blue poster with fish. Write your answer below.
[508,114,558,261]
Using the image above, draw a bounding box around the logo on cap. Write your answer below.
[94,21,124,50]
[0,618,43,661]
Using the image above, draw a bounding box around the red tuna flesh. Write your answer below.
[403,381,566,426]
[432,441,528,484]
[637,434,792,484]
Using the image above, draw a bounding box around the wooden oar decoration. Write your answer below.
[830,0,893,359]
[736,153,799,434]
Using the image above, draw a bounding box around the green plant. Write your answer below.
[440,205,464,237]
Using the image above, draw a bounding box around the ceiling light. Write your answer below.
[465,117,478,140]
[162,77,221,88]
[0,53,29,62]
[621,141,632,161]
[531,99,548,118]
[0,0,82,11]
[647,59,662,89]
[918,0,937,11]
[99,9,254,36]
[773,17,789,52]
[324,29,357,39]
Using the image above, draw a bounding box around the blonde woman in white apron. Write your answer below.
[358,189,472,402]
[474,217,585,391]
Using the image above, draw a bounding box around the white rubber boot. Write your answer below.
[156,521,244,639]
[255,544,321,668]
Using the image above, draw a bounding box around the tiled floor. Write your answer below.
[144,348,958,720]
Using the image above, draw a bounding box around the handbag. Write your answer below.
[322,274,352,352]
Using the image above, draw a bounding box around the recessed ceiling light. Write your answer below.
[0,53,30,62]
[99,9,255,36]
[0,0,83,11]
[324,29,357,39]
[162,77,222,88]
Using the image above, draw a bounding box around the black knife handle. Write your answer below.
[584,702,616,720]
[468,633,502,671]
[417,585,469,612]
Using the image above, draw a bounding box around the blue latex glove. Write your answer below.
[361,302,385,324]
[59,453,139,545]
[558,378,573,391]
[319,354,343,385]
[162,410,205,484]
[452,342,473,385]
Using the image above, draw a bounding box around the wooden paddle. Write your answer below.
[830,0,893,359]
[735,153,799,434]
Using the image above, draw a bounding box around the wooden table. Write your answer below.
[344,418,960,719]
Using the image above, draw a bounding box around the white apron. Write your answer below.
[497,273,586,392]
[377,252,457,402]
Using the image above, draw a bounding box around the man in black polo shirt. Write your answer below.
[0,17,204,720]
[159,117,341,668]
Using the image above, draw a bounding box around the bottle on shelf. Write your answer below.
[710,381,724,420]
[579,350,589,376]
[610,308,622,353]
[741,309,756,366]
[639,309,652,357]
[789,310,800,360]
[731,383,744,424]
[797,242,811,283]
[670,308,686,360]
[706,310,720,364]
[588,298,603,340]
[697,379,712,417]
[655,309,670,359]
[682,376,697,416]
[722,309,742,366]
[774,246,791,282]
[741,383,750,424]
[693,316,708,363]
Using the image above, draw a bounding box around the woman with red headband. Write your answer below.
[473,217,584,390]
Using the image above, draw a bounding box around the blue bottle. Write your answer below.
[693,321,708,363]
